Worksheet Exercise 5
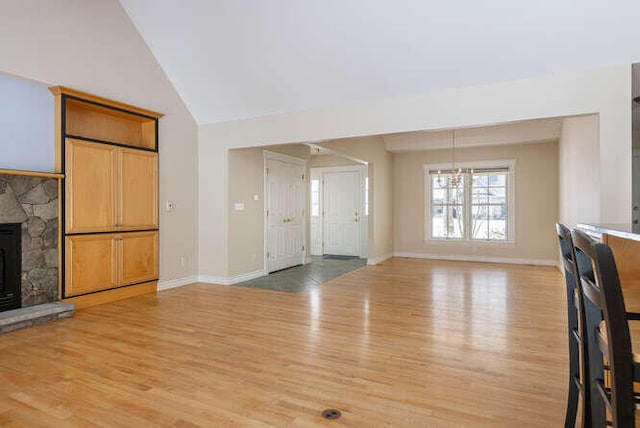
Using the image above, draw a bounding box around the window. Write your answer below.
[425,162,513,242]
[311,179,320,217]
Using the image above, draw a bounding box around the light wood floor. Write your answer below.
[0,258,569,427]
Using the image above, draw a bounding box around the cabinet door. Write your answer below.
[118,231,158,286]
[66,139,116,233]
[65,234,117,297]
[119,149,158,230]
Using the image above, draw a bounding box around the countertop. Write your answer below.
[577,223,640,242]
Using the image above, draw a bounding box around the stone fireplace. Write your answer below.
[0,172,73,332]
[0,223,21,311]
[0,174,59,306]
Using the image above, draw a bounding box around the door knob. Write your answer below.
[634,219,639,225]
[354,218,359,222]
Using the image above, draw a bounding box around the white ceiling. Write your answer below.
[119,0,640,125]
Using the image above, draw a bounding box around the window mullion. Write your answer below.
[464,173,471,240]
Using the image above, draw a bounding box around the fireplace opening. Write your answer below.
[0,224,21,312]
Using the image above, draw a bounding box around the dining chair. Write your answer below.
[571,229,635,427]
[556,223,591,427]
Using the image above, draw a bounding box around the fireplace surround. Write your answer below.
[0,174,59,308]
[0,223,21,311]
[0,172,74,333]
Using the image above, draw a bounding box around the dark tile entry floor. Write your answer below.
[234,255,367,293]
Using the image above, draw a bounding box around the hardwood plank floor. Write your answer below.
[0,258,569,427]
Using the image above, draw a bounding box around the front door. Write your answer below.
[266,158,305,272]
[323,170,361,256]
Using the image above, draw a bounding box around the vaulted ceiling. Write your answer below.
[119,0,640,125]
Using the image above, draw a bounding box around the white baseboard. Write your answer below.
[393,251,557,266]
[197,269,265,285]
[157,276,198,291]
[195,275,229,285]
[367,252,393,265]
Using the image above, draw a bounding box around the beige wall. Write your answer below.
[310,154,360,168]
[228,148,264,276]
[394,141,559,263]
[318,136,394,261]
[227,144,310,277]
[558,115,601,225]
[0,0,199,284]
[199,65,631,277]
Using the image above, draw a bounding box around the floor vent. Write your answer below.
[321,409,342,420]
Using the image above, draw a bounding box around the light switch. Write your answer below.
[253,194,259,201]
[234,202,245,211]
[165,201,175,212]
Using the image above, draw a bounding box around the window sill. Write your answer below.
[425,238,515,246]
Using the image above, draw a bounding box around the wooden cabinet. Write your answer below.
[119,148,158,230]
[120,231,159,285]
[65,139,117,233]
[65,234,118,297]
[65,231,158,297]
[51,86,163,307]
[65,139,158,233]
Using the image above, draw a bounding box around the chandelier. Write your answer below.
[437,129,467,188]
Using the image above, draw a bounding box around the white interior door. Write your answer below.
[323,170,361,256]
[266,158,305,272]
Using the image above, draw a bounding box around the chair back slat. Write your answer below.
[571,229,635,427]
[556,223,591,427]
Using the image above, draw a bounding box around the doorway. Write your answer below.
[310,165,367,258]
[264,151,306,273]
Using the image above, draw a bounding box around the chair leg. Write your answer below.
[565,377,579,428]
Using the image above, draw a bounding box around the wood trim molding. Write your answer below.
[49,86,164,118]
[0,169,64,179]
[63,281,157,309]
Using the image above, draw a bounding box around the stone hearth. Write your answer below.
[0,174,59,306]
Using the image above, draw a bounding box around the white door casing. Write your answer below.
[323,169,361,256]
[265,152,306,273]
[633,153,640,225]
